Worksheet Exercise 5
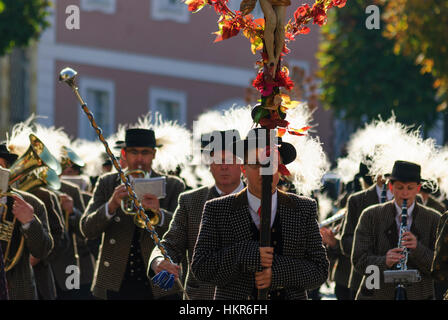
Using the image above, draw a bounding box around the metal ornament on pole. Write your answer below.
[58,67,189,298]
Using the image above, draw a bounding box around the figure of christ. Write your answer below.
[241,0,291,78]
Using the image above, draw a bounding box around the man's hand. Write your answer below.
[255,267,272,289]
[59,193,74,215]
[107,184,129,213]
[141,193,160,213]
[386,248,405,268]
[12,195,34,224]
[153,259,181,280]
[259,247,274,268]
[29,255,40,267]
[401,231,417,250]
[320,227,337,248]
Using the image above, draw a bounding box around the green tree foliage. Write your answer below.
[380,0,448,112]
[317,0,440,134]
[0,0,51,56]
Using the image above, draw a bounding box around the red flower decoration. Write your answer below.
[294,4,310,21]
[333,0,347,8]
[278,164,291,176]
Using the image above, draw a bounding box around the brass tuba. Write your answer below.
[1,134,61,272]
[121,169,162,228]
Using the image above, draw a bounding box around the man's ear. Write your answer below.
[388,181,393,191]
[417,184,421,193]
[121,148,127,161]
[153,148,157,158]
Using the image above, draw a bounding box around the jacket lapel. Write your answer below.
[206,186,220,201]
[276,190,297,255]
[384,202,399,249]
[410,203,422,240]
[365,184,379,205]
[229,188,253,243]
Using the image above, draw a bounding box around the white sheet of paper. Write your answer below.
[132,176,166,200]
[0,167,10,193]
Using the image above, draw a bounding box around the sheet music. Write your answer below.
[132,176,166,200]
[0,167,9,194]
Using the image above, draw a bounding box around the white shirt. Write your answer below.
[376,184,394,203]
[247,189,278,230]
[215,180,245,196]
[394,200,415,233]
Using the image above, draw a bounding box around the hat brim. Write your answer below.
[388,175,421,183]
[232,139,297,165]
[0,152,18,165]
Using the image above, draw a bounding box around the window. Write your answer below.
[149,87,187,125]
[81,0,116,14]
[151,0,190,23]
[78,77,115,140]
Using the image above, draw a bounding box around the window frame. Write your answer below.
[149,87,187,125]
[150,0,190,23]
[78,77,115,140]
[80,0,116,14]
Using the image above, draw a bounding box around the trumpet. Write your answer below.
[120,169,162,228]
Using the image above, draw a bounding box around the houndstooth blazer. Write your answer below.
[352,201,441,300]
[191,188,329,300]
[80,170,185,299]
[5,189,53,300]
[149,185,220,300]
[340,184,379,290]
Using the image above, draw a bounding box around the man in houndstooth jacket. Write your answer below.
[149,130,245,300]
[191,128,329,300]
[80,128,185,300]
[352,160,441,300]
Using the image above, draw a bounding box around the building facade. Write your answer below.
[1,0,335,158]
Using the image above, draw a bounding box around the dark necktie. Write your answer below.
[380,184,387,203]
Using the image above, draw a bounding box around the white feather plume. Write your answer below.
[71,139,105,177]
[282,104,330,196]
[129,112,192,174]
[335,115,414,183]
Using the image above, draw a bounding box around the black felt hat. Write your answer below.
[0,143,18,165]
[233,128,297,165]
[115,129,160,149]
[389,160,421,183]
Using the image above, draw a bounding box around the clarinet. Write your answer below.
[397,199,408,270]
[395,198,408,300]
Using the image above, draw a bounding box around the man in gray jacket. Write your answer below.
[149,130,244,299]
[81,128,185,300]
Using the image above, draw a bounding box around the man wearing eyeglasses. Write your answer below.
[80,128,185,300]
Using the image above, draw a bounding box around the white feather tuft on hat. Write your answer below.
[71,139,105,177]
[282,104,330,196]
[368,121,439,191]
[6,115,36,158]
[129,112,192,174]
[335,115,414,184]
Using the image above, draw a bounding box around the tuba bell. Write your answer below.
[121,169,162,228]
[9,134,62,186]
